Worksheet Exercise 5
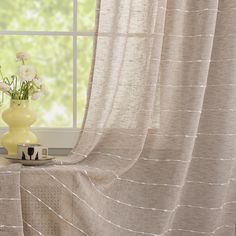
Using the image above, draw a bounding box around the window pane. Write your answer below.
[0,0,73,31]
[78,0,96,32]
[77,36,93,127]
[0,35,73,128]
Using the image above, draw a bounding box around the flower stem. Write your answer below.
[0,67,5,81]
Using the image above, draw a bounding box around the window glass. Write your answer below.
[0,0,97,129]
[0,0,73,31]
[77,36,93,127]
[0,35,73,127]
[78,0,96,32]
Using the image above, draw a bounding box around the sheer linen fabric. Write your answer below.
[1,0,236,235]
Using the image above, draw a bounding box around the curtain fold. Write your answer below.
[66,0,236,235]
[1,0,236,235]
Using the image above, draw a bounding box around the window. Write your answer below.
[0,0,96,148]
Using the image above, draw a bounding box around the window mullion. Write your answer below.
[0,31,93,36]
[73,0,78,128]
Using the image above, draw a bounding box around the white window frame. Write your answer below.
[0,0,94,148]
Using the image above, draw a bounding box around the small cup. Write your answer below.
[17,144,48,161]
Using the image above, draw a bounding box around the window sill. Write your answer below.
[0,128,79,149]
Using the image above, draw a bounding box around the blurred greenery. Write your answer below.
[0,35,73,127]
[0,0,73,31]
[78,0,96,32]
[0,0,96,128]
[77,36,93,126]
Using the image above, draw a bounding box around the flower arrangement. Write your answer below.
[0,52,48,104]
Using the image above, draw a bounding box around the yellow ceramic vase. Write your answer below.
[1,100,38,155]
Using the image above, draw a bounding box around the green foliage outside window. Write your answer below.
[0,0,96,128]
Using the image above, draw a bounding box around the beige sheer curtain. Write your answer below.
[1,0,236,235]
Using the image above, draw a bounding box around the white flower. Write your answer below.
[16,52,30,61]
[18,65,36,81]
[33,77,43,87]
[40,84,49,95]
[31,91,43,100]
[0,82,10,92]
